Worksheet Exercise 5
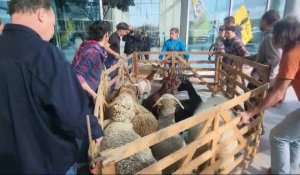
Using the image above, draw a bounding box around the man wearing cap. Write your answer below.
[104,22,129,78]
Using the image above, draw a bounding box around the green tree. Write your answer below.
[103,0,135,18]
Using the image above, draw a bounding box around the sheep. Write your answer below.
[186,92,232,143]
[101,121,157,174]
[101,94,158,174]
[115,84,159,137]
[142,72,179,118]
[150,94,186,174]
[134,65,159,99]
[186,92,238,172]
[175,79,203,122]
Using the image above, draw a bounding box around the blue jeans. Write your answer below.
[270,108,300,174]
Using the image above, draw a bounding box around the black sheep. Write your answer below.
[175,79,202,122]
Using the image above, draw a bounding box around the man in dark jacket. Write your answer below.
[141,31,152,60]
[0,0,103,174]
[104,22,129,78]
[123,25,142,56]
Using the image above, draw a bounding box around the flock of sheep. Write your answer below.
[99,67,238,174]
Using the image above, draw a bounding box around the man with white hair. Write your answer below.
[0,0,103,174]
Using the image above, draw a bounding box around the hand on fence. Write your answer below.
[93,94,98,103]
[116,54,125,60]
[95,137,103,147]
[239,111,252,125]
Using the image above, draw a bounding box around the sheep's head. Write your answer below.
[118,84,139,99]
[153,94,184,118]
[107,93,136,122]
[134,79,152,99]
[160,71,180,94]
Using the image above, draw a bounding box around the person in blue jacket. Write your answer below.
[159,27,189,63]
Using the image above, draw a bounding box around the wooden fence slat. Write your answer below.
[107,76,119,89]
[220,130,259,174]
[219,52,269,70]
[125,115,262,174]
[140,116,241,174]
[221,62,263,87]
[220,110,246,146]
[100,113,213,166]
[135,51,216,55]
[106,62,122,75]
[180,116,215,169]
[94,51,269,174]
[210,115,220,165]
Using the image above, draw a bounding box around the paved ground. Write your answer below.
[245,87,300,174]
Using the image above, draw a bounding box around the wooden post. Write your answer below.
[214,55,221,94]
[100,162,116,174]
[210,114,220,167]
[133,52,139,79]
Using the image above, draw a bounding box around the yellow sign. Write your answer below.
[235,5,253,44]
[192,0,197,6]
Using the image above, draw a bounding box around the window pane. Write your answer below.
[232,0,268,54]
[0,0,10,24]
[270,0,286,17]
[188,0,230,51]
[52,0,101,62]
[129,0,160,47]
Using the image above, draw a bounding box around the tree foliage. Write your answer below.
[103,0,135,18]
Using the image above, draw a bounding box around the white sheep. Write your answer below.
[101,93,158,174]
[116,84,158,137]
[134,79,152,99]
[186,92,238,172]
[150,94,186,174]
[101,121,157,174]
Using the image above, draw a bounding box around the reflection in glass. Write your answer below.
[232,0,268,55]
[129,1,160,47]
[0,0,10,25]
[269,0,286,17]
[188,0,230,52]
[52,0,101,62]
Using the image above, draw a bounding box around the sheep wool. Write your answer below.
[107,93,136,122]
[117,84,159,137]
[101,121,157,174]
[135,79,152,99]
[132,104,158,137]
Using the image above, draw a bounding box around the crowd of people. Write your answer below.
[0,0,299,174]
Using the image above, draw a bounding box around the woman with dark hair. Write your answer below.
[72,20,110,102]
[240,16,300,174]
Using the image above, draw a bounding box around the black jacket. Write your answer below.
[123,32,142,55]
[0,24,103,174]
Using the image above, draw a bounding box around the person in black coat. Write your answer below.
[123,25,143,56]
[0,0,103,174]
[141,31,152,60]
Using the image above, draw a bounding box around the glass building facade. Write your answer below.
[0,0,101,62]
[188,0,287,54]
[129,0,160,47]
[0,0,292,57]
[51,0,101,61]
